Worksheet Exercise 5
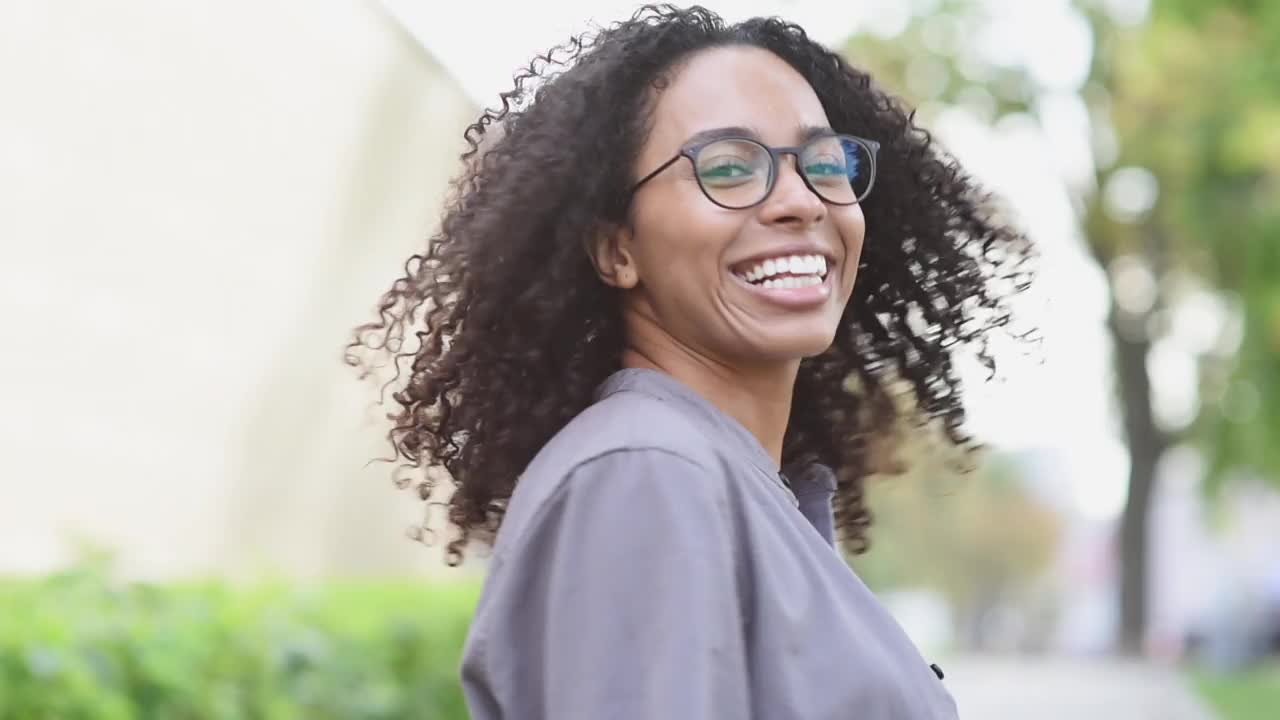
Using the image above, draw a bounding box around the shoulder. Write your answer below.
[490,391,730,559]
[463,432,747,697]
[551,388,723,468]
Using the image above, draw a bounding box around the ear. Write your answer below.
[589,222,639,290]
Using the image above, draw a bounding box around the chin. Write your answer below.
[749,327,839,362]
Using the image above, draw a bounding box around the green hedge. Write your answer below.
[1192,662,1280,720]
[0,564,480,719]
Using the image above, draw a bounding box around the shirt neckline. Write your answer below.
[594,367,789,490]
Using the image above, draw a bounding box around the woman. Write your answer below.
[349,5,1032,718]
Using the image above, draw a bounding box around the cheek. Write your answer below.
[833,208,866,297]
[633,188,741,271]
[834,206,867,258]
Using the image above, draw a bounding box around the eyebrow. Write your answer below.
[683,124,837,147]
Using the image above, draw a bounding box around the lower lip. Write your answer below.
[730,270,833,309]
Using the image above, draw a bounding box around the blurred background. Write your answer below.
[1,0,1276,717]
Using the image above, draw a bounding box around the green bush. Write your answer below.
[0,563,480,719]
[1192,662,1280,720]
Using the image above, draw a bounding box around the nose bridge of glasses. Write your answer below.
[772,147,819,190]
[765,146,800,181]
[763,149,828,213]
[773,146,803,166]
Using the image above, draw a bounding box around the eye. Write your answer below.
[695,139,769,186]
[803,150,849,186]
[699,158,755,178]
[697,153,766,188]
[803,160,846,176]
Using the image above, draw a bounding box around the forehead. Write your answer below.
[647,45,830,147]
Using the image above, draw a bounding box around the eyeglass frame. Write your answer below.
[629,132,881,210]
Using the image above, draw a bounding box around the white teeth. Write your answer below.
[758,273,822,290]
[738,253,829,284]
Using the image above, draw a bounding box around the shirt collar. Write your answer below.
[595,367,842,524]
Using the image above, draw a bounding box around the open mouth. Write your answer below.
[731,253,830,289]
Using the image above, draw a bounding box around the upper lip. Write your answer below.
[729,242,838,272]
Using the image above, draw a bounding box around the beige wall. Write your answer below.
[0,0,478,579]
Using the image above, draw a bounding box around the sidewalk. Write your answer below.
[940,654,1219,719]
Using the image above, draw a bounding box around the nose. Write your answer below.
[757,154,826,228]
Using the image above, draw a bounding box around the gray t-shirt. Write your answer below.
[460,368,958,719]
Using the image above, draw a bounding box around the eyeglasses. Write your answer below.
[630,133,880,209]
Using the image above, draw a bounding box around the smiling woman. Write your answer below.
[347,4,1033,719]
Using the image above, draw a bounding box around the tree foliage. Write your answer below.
[1098,0,1280,485]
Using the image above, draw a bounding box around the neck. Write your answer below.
[620,345,797,470]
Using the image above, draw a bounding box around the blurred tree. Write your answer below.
[1079,0,1280,652]
[1092,0,1280,484]
[854,450,1062,652]
[841,0,1279,653]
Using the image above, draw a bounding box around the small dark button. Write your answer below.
[930,663,944,680]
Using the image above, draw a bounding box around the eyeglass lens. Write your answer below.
[693,135,874,208]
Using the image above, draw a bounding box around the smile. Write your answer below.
[732,253,829,288]
[729,253,834,309]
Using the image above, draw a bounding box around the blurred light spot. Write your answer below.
[1073,440,1129,520]
[1213,292,1246,357]
[972,3,1092,90]
[905,55,950,100]
[1170,290,1229,356]
[1103,166,1159,223]
[1036,91,1096,191]
[994,111,1039,138]
[1024,8,1092,90]
[1099,0,1151,27]
[955,47,994,84]
[919,14,959,56]
[860,0,912,38]
[1148,338,1200,432]
[1109,255,1158,315]
[974,19,1022,67]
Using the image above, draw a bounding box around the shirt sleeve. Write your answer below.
[465,448,751,720]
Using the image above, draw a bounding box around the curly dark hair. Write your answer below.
[347,4,1034,565]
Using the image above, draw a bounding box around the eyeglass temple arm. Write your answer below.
[630,153,685,193]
